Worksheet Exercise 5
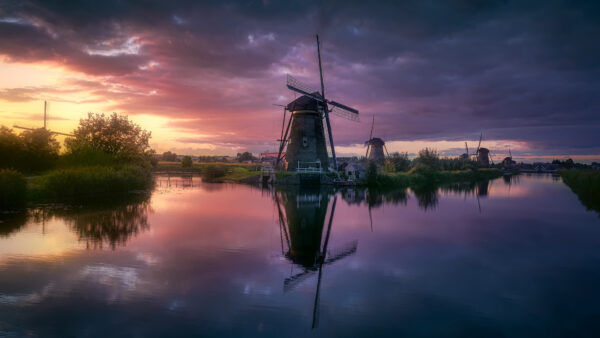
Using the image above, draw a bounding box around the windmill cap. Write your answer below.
[286,92,322,112]
[365,137,385,146]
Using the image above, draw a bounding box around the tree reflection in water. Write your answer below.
[0,194,151,249]
[338,179,493,213]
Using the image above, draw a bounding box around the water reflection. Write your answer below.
[0,194,150,249]
[274,186,357,328]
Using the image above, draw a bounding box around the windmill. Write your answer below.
[276,35,359,172]
[473,132,490,167]
[460,141,469,160]
[502,146,516,168]
[275,188,357,329]
[364,115,388,163]
[13,101,73,137]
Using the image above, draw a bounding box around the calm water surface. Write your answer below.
[1,174,599,337]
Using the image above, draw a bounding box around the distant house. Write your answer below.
[342,162,366,181]
[260,152,284,165]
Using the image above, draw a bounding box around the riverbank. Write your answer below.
[370,168,503,189]
[152,162,262,183]
[1,166,154,209]
[559,170,600,214]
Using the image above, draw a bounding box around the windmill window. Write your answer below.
[302,136,308,147]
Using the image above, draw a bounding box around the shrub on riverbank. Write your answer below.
[33,166,153,202]
[560,170,600,214]
[0,169,27,209]
[367,168,502,189]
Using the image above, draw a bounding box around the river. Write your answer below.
[1,174,599,337]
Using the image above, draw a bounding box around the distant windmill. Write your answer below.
[13,101,73,137]
[276,35,359,172]
[460,141,469,160]
[473,132,490,167]
[364,115,388,163]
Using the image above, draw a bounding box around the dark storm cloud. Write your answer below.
[0,0,599,155]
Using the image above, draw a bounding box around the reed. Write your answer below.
[560,170,600,214]
[0,169,27,209]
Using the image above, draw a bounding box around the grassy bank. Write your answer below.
[0,166,154,209]
[559,170,600,214]
[153,162,262,183]
[370,168,503,189]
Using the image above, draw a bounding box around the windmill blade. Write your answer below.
[476,132,482,153]
[369,115,375,140]
[330,105,359,121]
[286,75,323,101]
[284,268,318,292]
[329,100,359,115]
[322,241,357,265]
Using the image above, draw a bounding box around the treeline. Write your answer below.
[1,113,156,209]
[383,148,477,173]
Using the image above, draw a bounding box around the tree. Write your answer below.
[414,148,440,172]
[388,152,411,172]
[66,113,152,165]
[565,158,574,169]
[161,151,178,162]
[19,128,60,171]
[237,152,254,162]
[181,155,193,168]
[0,126,24,170]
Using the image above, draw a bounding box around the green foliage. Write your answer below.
[560,170,600,215]
[65,113,152,166]
[202,165,226,181]
[366,161,379,186]
[0,126,59,172]
[181,156,193,168]
[58,144,117,167]
[0,169,27,209]
[0,126,24,170]
[236,152,255,162]
[439,157,476,171]
[161,151,178,162]
[387,152,411,172]
[413,147,440,173]
[34,166,153,202]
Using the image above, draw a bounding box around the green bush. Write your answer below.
[413,148,441,173]
[36,166,153,201]
[0,169,27,209]
[560,170,600,214]
[202,165,226,181]
[181,156,193,168]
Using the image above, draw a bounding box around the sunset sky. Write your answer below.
[0,0,599,162]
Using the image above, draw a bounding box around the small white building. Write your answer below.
[344,162,366,181]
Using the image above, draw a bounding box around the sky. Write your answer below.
[0,0,599,162]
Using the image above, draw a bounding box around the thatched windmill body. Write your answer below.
[473,133,490,167]
[364,116,388,163]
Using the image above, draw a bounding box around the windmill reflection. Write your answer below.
[274,187,357,329]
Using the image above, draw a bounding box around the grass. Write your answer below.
[559,169,600,215]
[0,169,27,209]
[371,168,503,189]
[29,165,154,203]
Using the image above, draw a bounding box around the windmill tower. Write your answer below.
[473,132,490,167]
[364,116,388,163]
[13,101,73,137]
[276,35,359,172]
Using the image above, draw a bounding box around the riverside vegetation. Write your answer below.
[559,170,600,215]
[0,113,155,209]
